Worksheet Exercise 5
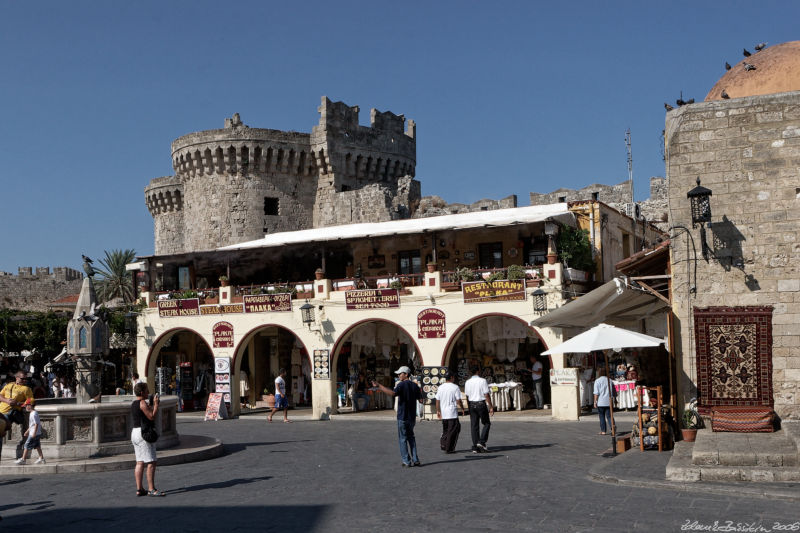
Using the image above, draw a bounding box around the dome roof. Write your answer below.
[706,41,800,101]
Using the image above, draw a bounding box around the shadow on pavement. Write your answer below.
[0,478,30,486]
[224,440,312,453]
[167,476,273,494]
[0,501,52,513]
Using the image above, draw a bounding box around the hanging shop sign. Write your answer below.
[212,321,234,348]
[157,298,200,317]
[549,368,579,386]
[243,293,292,313]
[345,289,400,310]
[462,280,525,303]
[313,349,330,379]
[200,304,244,315]
[417,308,446,338]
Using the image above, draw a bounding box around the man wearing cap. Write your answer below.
[465,365,494,453]
[372,366,423,467]
[0,371,34,428]
[435,370,464,453]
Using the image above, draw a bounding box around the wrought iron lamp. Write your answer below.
[300,300,315,329]
[687,177,713,261]
[533,289,547,313]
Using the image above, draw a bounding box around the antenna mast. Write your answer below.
[625,128,633,202]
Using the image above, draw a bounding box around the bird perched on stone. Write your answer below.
[744,62,757,71]
[686,98,695,104]
[82,255,96,278]
[725,62,731,70]
[743,48,751,57]
[664,102,674,111]
[721,90,730,99]
[676,98,686,106]
[755,42,767,51]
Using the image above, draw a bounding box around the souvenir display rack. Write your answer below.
[636,385,667,451]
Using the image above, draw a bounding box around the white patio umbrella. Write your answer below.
[541,323,664,456]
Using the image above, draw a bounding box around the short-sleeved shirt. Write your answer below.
[593,376,612,407]
[0,383,33,415]
[28,410,42,436]
[435,382,462,419]
[394,379,422,423]
[464,375,490,402]
[275,376,286,397]
[531,361,543,380]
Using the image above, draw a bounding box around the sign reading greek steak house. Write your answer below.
[345,289,400,310]
[243,293,292,313]
[462,280,525,303]
[417,308,446,338]
[157,298,200,317]
[212,321,234,348]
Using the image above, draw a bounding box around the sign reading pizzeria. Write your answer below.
[345,289,400,310]
[157,298,200,317]
[417,308,446,338]
[212,321,234,348]
[242,293,292,313]
[462,280,525,303]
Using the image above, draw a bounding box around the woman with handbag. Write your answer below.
[131,382,165,497]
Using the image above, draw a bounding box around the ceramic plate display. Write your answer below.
[423,385,431,393]
[423,368,430,375]
[423,376,431,384]
[430,376,439,385]
[431,368,439,375]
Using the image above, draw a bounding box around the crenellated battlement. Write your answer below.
[145,176,184,216]
[146,97,418,254]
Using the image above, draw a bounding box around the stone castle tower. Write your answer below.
[145,97,418,255]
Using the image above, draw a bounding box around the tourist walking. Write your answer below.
[372,366,423,467]
[435,371,464,453]
[15,399,45,465]
[268,368,290,423]
[131,382,165,496]
[593,367,613,435]
[465,365,494,453]
[0,371,34,430]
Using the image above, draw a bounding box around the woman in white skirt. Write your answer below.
[131,382,164,496]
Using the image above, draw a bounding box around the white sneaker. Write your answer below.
[35,458,46,464]
[15,458,26,465]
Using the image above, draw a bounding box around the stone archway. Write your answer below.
[144,327,214,411]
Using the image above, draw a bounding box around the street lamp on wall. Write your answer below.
[300,300,315,329]
[687,177,713,261]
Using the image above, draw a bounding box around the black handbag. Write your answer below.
[141,417,159,443]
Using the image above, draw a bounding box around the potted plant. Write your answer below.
[506,264,526,281]
[681,409,700,442]
[315,268,325,280]
[261,386,275,408]
[219,275,229,287]
[389,280,411,295]
[426,262,437,273]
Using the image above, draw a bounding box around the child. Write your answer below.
[15,398,45,465]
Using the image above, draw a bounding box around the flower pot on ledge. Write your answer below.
[262,394,275,408]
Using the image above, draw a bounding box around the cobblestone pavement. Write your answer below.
[1,413,798,532]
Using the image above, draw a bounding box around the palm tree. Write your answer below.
[95,249,137,305]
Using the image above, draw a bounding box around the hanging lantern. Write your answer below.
[533,289,547,313]
[300,300,315,328]
[687,177,712,228]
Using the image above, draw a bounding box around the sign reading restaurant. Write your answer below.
[242,293,292,313]
[157,298,200,317]
[462,280,525,303]
[417,308,446,338]
[345,289,400,310]
[212,321,234,348]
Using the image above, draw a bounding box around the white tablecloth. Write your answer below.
[613,380,637,409]
[489,382,526,411]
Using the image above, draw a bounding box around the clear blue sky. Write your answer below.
[1,1,796,273]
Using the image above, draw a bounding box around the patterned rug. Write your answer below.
[694,306,773,411]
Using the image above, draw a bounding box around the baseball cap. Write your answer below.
[394,366,412,375]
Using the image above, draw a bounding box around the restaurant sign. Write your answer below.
[200,304,245,315]
[243,293,292,313]
[462,280,525,303]
[345,289,400,310]
[549,368,579,386]
[212,321,234,348]
[417,308,446,338]
[157,298,200,317]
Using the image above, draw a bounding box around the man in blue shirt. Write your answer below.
[373,366,423,467]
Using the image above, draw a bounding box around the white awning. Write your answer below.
[218,203,576,251]
[530,277,669,329]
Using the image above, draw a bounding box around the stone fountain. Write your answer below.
[2,258,178,461]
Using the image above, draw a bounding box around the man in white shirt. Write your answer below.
[464,365,494,453]
[530,356,544,409]
[268,368,291,423]
[435,371,464,454]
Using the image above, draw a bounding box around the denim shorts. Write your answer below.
[24,436,41,450]
[275,395,288,409]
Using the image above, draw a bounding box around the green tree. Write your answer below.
[95,249,137,304]
[556,225,595,272]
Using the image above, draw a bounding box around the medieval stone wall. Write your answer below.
[666,91,800,418]
[414,194,517,218]
[0,267,83,311]
[147,98,417,254]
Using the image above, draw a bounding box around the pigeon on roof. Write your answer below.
[725,62,731,70]
[744,62,757,71]
[721,90,730,99]
[664,102,674,111]
[743,48,751,57]
[754,42,767,51]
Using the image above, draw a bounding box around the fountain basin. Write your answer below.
[2,395,179,460]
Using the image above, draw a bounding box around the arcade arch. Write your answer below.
[146,328,214,411]
[232,325,312,412]
[331,319,421,412]
[443,314,551,410]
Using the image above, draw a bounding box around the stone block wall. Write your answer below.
[0,267,83,311]
[414,194,517,218]
[665,91,800,418]
[529,180,632,207]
